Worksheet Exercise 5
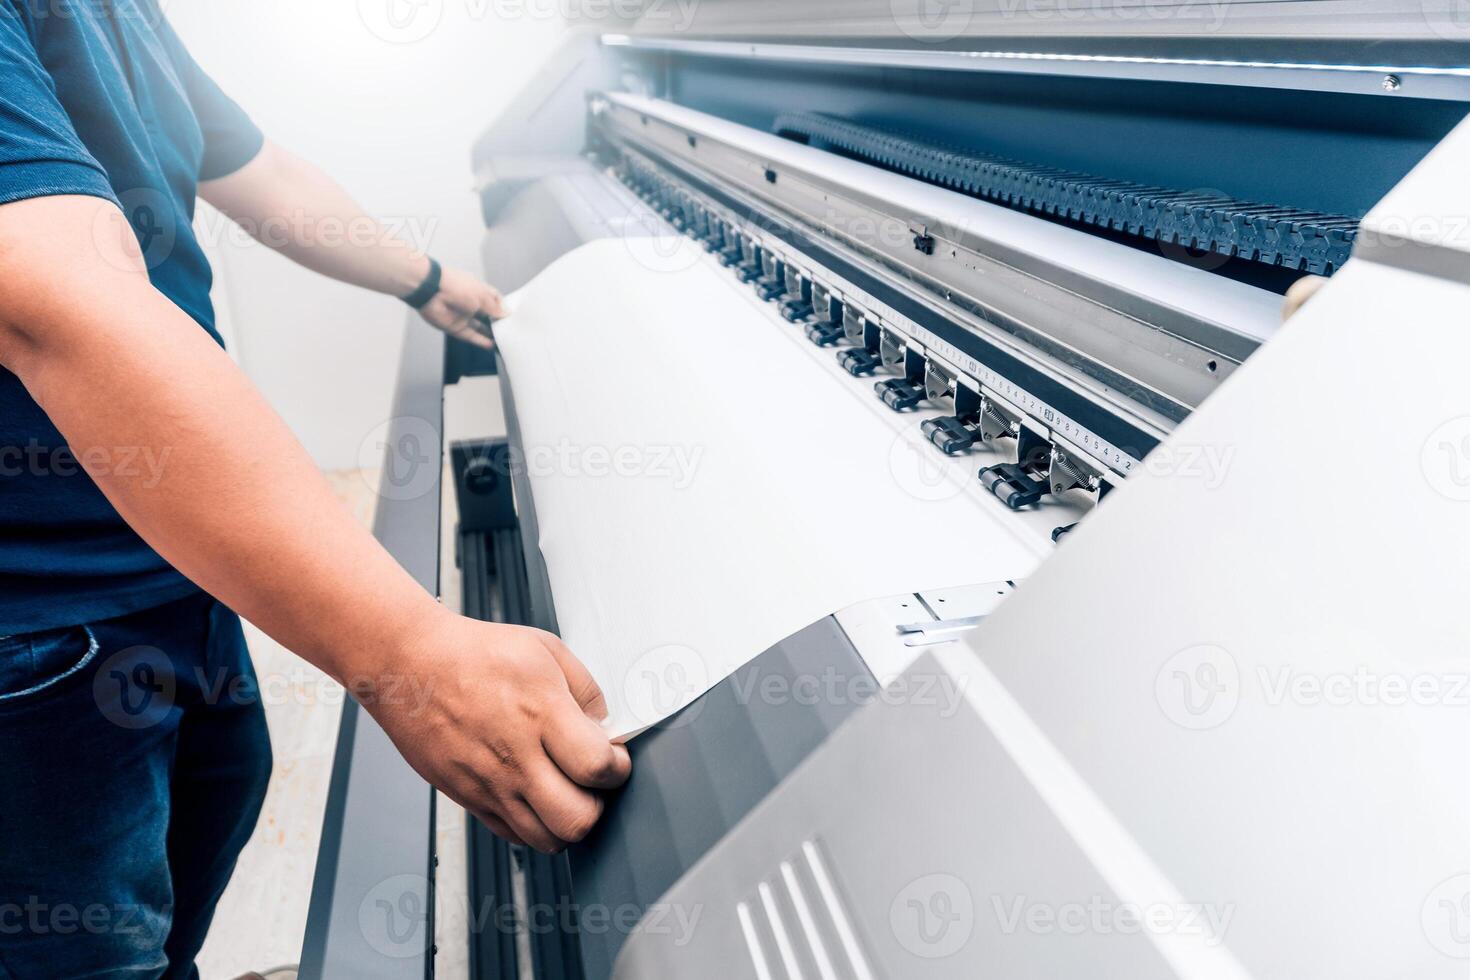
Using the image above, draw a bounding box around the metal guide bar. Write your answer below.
[600,115,1166,476]
[601,34,1470,103]
[594,94,1265,423]
[775,111,1359,276]
[613,143,1152,481]
[300,319,444,980]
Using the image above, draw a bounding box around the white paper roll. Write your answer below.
[496,237,1058,738]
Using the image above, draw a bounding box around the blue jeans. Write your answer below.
[0,591,273,979]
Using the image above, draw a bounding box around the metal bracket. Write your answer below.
[1046,450,1097,496]
[898,615,987,646]
[875,378,926,412]
[924,361,954,401]
[804,319,845,346]
[837,347,882,377]
[735,243,764,282]
[879,329,906,368]
[780,297,813,321]
[754,254,785,298]
[921,415,978,454]
[717,238,743,266]
[979,462,1049,510]
[779,269,813,320]
[1016,423,1053,475]
[909,220,936,255]
[977,396,1016,442]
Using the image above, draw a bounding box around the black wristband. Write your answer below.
[402,257,442,309]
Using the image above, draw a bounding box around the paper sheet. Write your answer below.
[496,238,1053,738]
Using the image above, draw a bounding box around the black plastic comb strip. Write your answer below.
[774,112,1357,276]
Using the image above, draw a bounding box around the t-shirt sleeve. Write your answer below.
[0,8,117,208]
[152,10,265,181]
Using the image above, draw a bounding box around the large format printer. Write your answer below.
[300,5,1470,978]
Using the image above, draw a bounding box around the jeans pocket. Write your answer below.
[0,625,100,704]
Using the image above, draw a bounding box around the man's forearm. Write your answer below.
[0,195,439,681]
[200,140,505,348]
[201,140,430,299]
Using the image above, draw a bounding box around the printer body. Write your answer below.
[300,5,1470,978]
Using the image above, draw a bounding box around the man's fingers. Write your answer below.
[447,315,494,349]
[420,292,495,348]
[538,633,610,721]
[501,797,567,854]
[473,809,527,848]
[480,286,508,319]
[543,698,633,790]
[521,760,605,845]
[1282,275,1328,321]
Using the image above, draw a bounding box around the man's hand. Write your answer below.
[414,264,506,350]
[1283,275,1328,321]
[371,611,631,852]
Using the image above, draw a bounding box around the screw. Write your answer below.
[1382,74,1402,92]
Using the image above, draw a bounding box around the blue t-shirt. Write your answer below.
[0,0,263,633]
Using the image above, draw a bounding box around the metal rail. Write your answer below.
[594,93,1283,480]
[299,319,445,980]
[601,34,1470,102]
[775,111,1358,276]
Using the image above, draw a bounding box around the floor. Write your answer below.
[196,377,503,979]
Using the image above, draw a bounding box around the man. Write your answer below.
[0,1,630,976]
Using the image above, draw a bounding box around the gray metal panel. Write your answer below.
[611,652,1181,980]
[573,616,874,980]
[617,0,1470,56]
[604,33,1470,102]
[300,319,445,979]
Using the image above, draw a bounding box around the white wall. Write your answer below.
[168,1,568,469]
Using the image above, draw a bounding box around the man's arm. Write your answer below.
[199,140,502,348]
[0,194,629,852]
